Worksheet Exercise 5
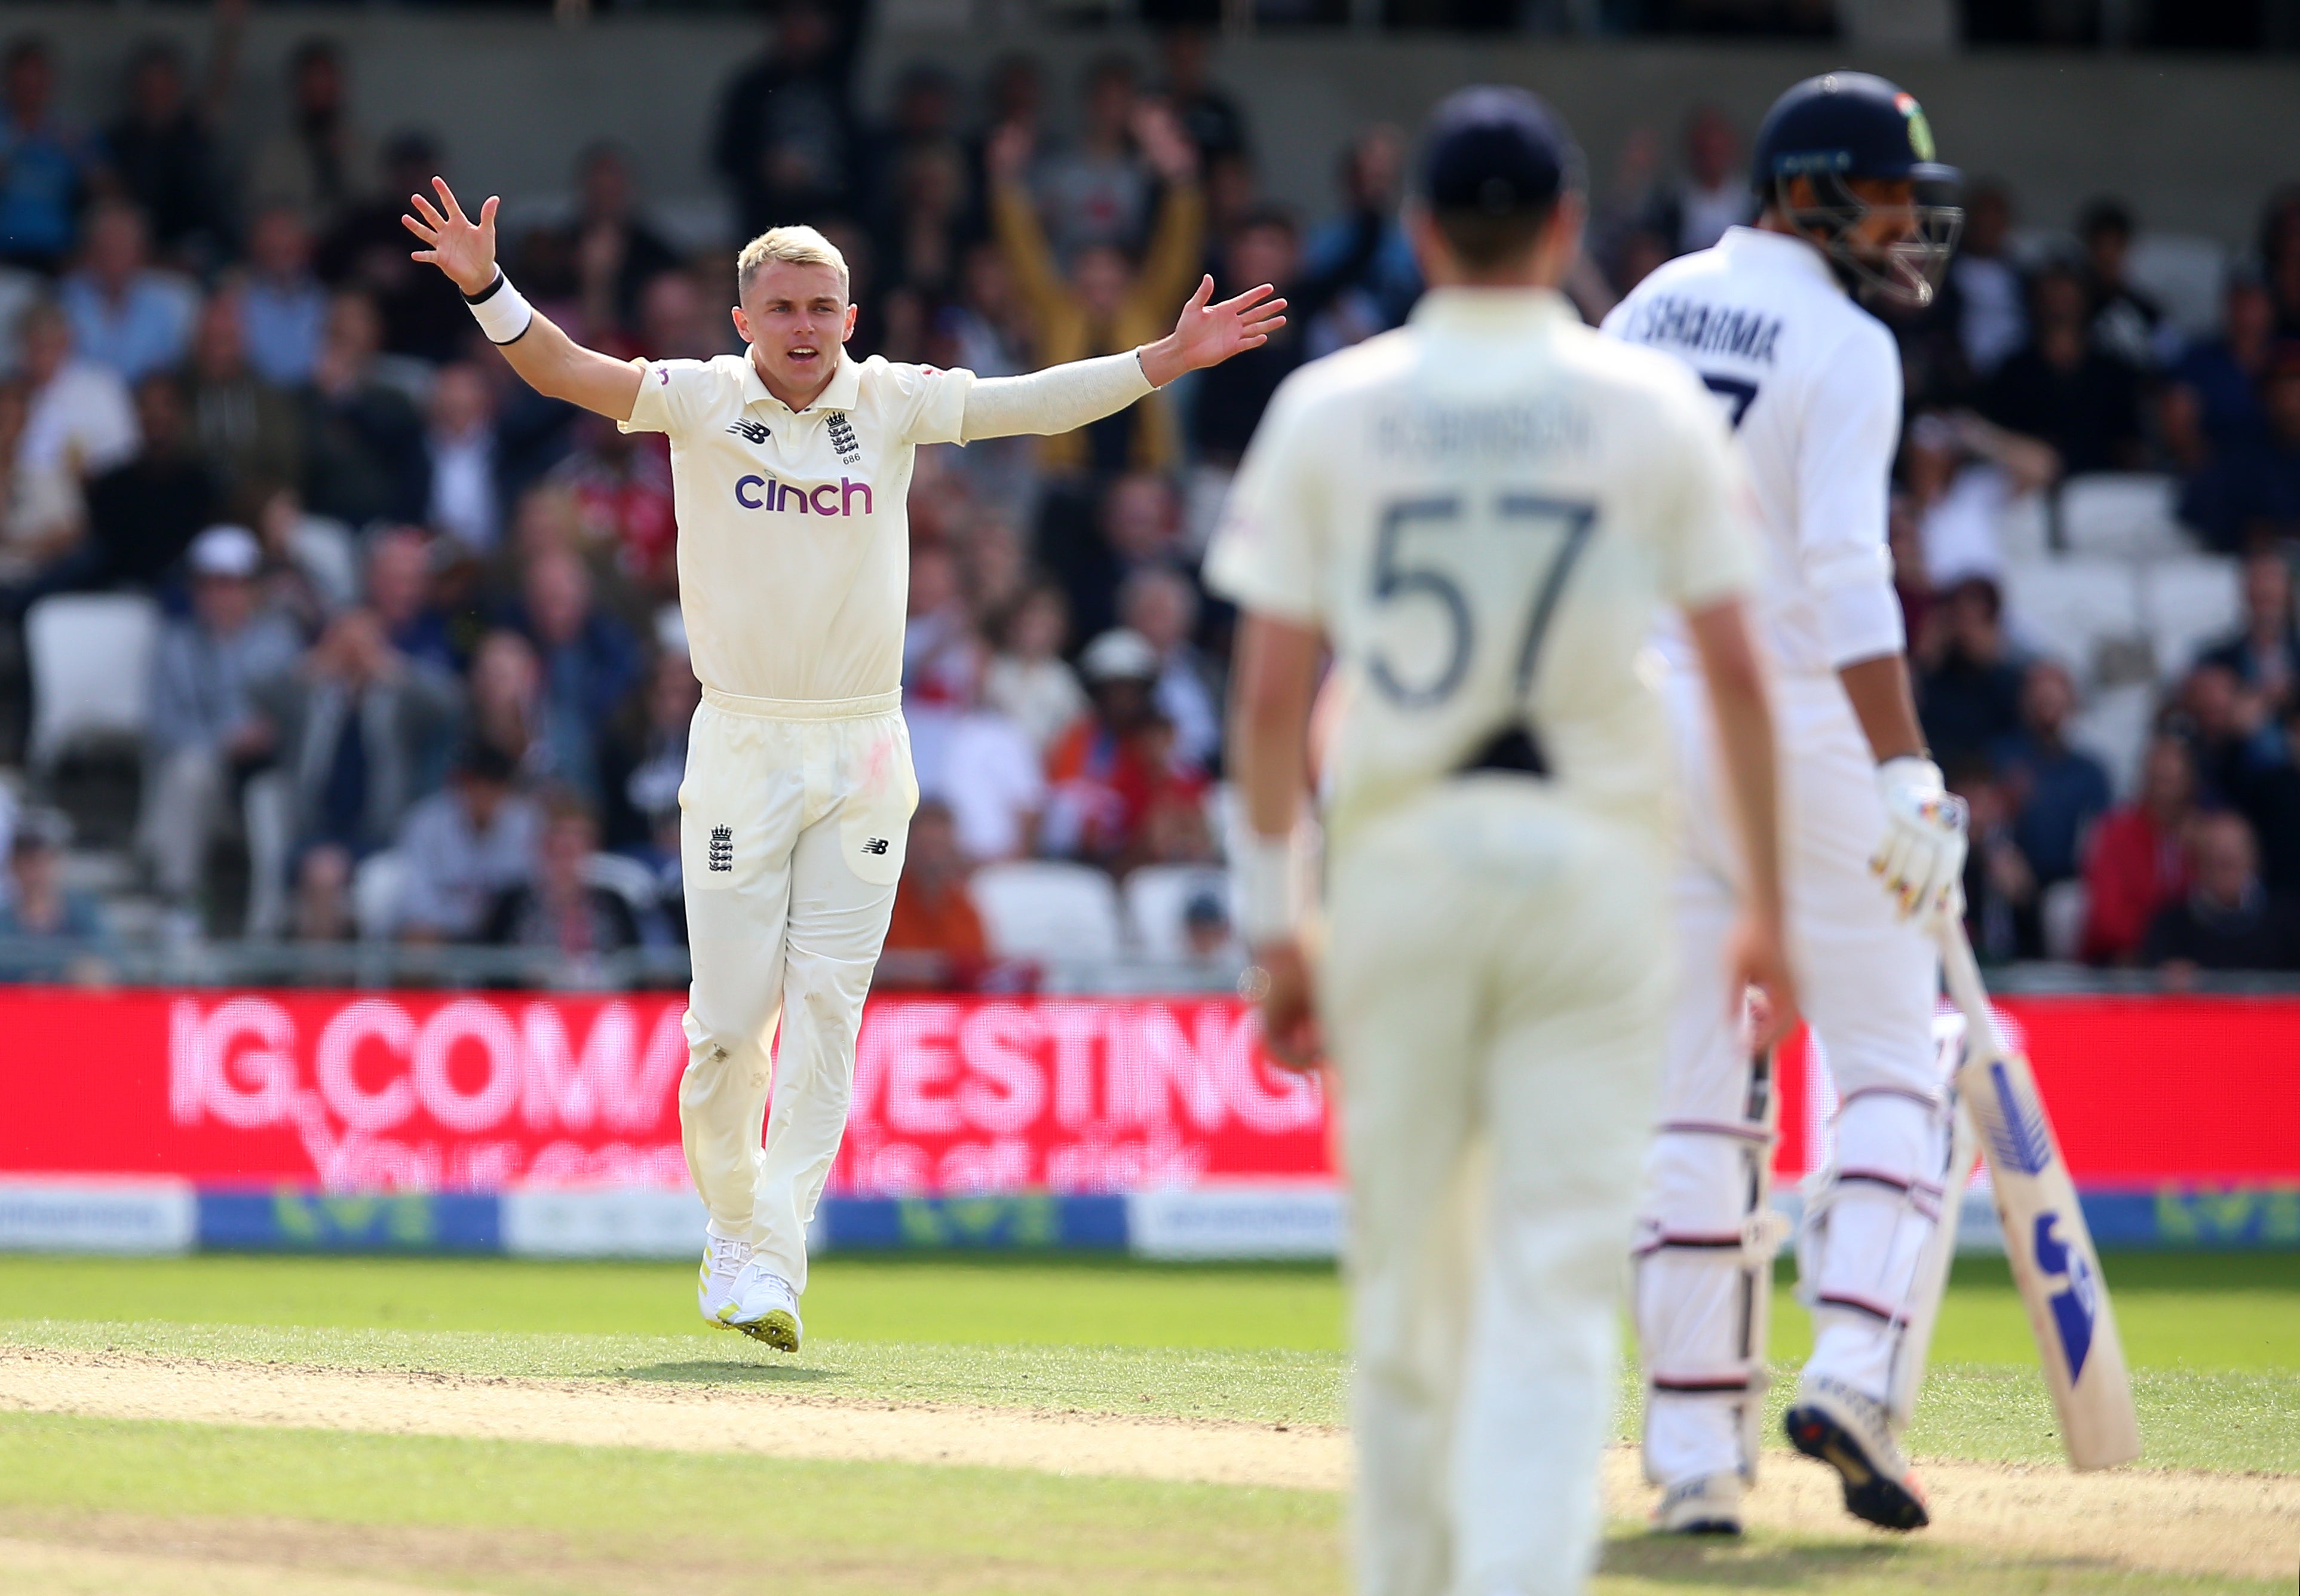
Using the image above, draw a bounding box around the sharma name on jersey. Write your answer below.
[1621,295,1784,365]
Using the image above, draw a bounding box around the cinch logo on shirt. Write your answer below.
[733,474,875,516]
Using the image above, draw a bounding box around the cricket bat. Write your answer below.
[1937,923,2141,1470]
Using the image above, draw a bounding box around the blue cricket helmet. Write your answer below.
[1750,72,1964,308]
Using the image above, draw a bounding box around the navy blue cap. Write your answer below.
[1421,86,1580,217]
[1750,71,1959,194]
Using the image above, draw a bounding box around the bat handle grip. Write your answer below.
[1936,917,2009,1060]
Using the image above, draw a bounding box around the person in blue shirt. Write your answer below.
[0,38,85,271]
[1989,658,2113,888]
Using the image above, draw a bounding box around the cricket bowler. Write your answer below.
[404,179,1284,1350]
[1601,72,1972,1532]
[1211,88,1794,1596]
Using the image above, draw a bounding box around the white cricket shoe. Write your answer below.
[1783,1372,1929,1531]
[716,1262,803,1352]
[1650,1472,1744,1536]
[697,1232,752,1325]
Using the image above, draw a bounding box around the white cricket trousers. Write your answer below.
[677,689,918,1293]
[1323,778,1672,1596]
[1636,669,1946,1490]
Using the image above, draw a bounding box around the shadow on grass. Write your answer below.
[1600,1531,2136,1591]
[614,1359,847,1386]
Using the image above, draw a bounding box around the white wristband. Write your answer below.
[464,271,533,345]
[1233,828,1302,947]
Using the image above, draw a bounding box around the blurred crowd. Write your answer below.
[0,1,2294,983]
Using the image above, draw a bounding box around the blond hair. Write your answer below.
[736,226,850,297]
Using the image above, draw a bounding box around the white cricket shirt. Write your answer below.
[621,351,974,705]
[1602,225,1906,679]
[1205,288,1755,843]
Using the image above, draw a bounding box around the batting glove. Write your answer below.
[1870,756,1969,932]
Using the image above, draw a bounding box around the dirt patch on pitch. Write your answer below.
[4,1345,2295,1582]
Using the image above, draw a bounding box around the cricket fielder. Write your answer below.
[1212,88,1794,1596]
[1601,73,1971,1533]
[404,180,1284,1349]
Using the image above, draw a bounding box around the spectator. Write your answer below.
[2077,197,2168,371]
[1945,179,2027,383]
[1950,759,2041,963]
[877,140,971,306]
[238,204,330,388]
[1180,888,1243,977]
[0,38,85,272]
[1991,659,2114,888]
[2141,811,2300,977]
[983,583,1087,754]
[2232,704,2300,900]
[59,201,201,383]
[1978,262,2146,479]
[0,377,81,582]
[2175,661,2282,806]
[394,741,541,943]
[1900,410,2058,588]
[635,266,726,363]
[186,291,303,510]
[1299,125,1421,355]
[988,102,1202,475]
[289,842,355,944]
[1048,469,1185,647]
[710,0,860,240]
[251,484,357,622]
[1042,627,1207,870]
[16,299,137,489]
[600,646,697,860]
[1918,576,2027,769]
[2081,734,2197,964]
[878,799,990,991]
[513,547,640,801]
[302,290,427,528]
[317,131,469,364]
[363,523,456,675]
[466,627,545,775]
[482,791,641,954]
[0,817,112,984]
[139,524,301,920]
[95,34,233,268]
[2265,186,2300,340]
[424,363,502,554]
[1037,54,1157,263]
[2160,274,2275,472]
[249,38,372,227]
[1189,206,1305,472]
[1160,25,1247,159]
[937,696,1047,865]
[253,606,459,868]
[1648,105,1749,258]
[869,63,964,231]
[566,143,680,344]
[2179,345,2300,554]
[551,410,678,589]
[33,370,217,600]
[1120,564,1221,772]
[2198,550,2300,715]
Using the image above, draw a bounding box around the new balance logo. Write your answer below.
[860,837,890,855]
[708,825,734,872]
[725,418,771,445]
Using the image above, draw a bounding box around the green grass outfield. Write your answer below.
[0,1250,2294,1594]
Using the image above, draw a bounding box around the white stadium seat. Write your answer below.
[2069,682,2160,801]
[2057,475,2188,560]
[1123,864,1232,962]
[24,593,161,769]
[2001,557,2142,687]
[2139,554,2242,678]
[351,849,406,943]
[580,851,663,920]
[968,861,1123,962]
[2125,233,2230,340]
[1994,490,2051,564]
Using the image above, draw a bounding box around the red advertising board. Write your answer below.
[0,989,1330,1193]
[2,988,2295,1192]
